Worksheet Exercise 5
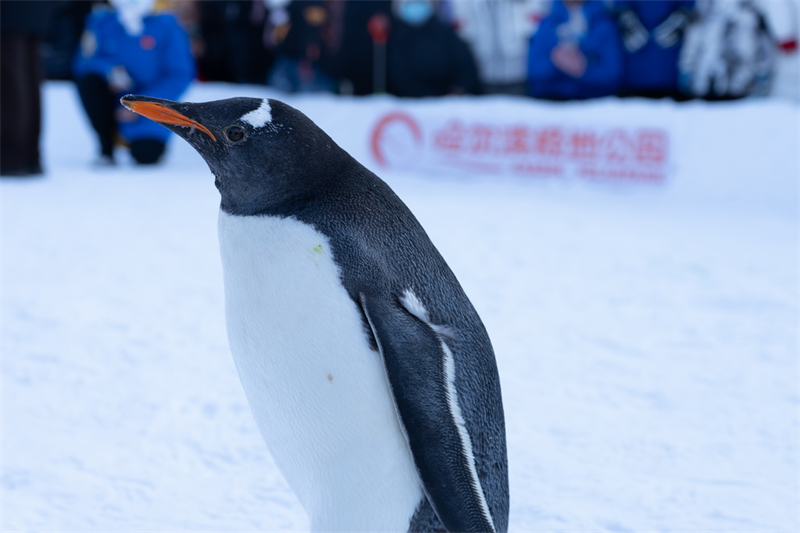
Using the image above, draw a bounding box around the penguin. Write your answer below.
[120,94,509,533]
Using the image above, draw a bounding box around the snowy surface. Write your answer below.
[2,82,798,532]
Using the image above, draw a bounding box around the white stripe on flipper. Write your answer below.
[240,99,272,128]
[400,289,454,338]
[400,288,495,532]
[400,289,430,322]
[442,341,496,532]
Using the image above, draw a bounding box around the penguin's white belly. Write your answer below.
[218,211,422,531]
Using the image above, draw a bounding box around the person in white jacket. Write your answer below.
[757,0,799,101]
[451,0,550,95]
[679,0,780,99]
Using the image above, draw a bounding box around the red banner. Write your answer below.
[371,111,669,182]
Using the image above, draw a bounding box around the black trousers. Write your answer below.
[0,33,43,175]
[75,73,166,164]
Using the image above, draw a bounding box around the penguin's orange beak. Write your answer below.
[121,97,217,142]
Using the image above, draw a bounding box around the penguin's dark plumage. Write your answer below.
[121,94,509,533]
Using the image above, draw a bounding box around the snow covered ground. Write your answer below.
[2,82,798,532]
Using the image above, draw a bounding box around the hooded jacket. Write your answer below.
[73,5,195,142]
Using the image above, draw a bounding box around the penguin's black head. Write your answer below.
[121,95,349,215]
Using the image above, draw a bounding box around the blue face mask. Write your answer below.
[397,1,434,26]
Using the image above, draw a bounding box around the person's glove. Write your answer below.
[551,45,587,78]
[107,65,133,92]
[653,10,691,49]
[618,9,648,53]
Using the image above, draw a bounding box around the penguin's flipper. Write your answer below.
[359,293,496,533]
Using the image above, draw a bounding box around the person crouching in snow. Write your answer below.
[73,0,195,166]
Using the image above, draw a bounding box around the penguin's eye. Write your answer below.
[225,125,246,143]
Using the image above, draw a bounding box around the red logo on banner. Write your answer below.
[370,111,669,182]
[371,112,423,168]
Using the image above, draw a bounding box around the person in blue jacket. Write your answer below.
[613,0,695,98]
[528,0,624,100]
[73,0,195,166]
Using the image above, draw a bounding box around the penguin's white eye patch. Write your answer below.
[240,98,272,128]
[225,125,246,143]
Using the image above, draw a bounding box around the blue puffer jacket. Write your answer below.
[74,8,195,142]
[614,0,694,92]
[528,0,623,100]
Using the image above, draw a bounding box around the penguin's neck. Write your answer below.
[214,146,362,218]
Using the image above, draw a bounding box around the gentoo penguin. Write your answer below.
[120,94,508,532]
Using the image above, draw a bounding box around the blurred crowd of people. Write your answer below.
[1,0,798,174]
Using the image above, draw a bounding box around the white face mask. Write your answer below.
[109,0,157,35]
